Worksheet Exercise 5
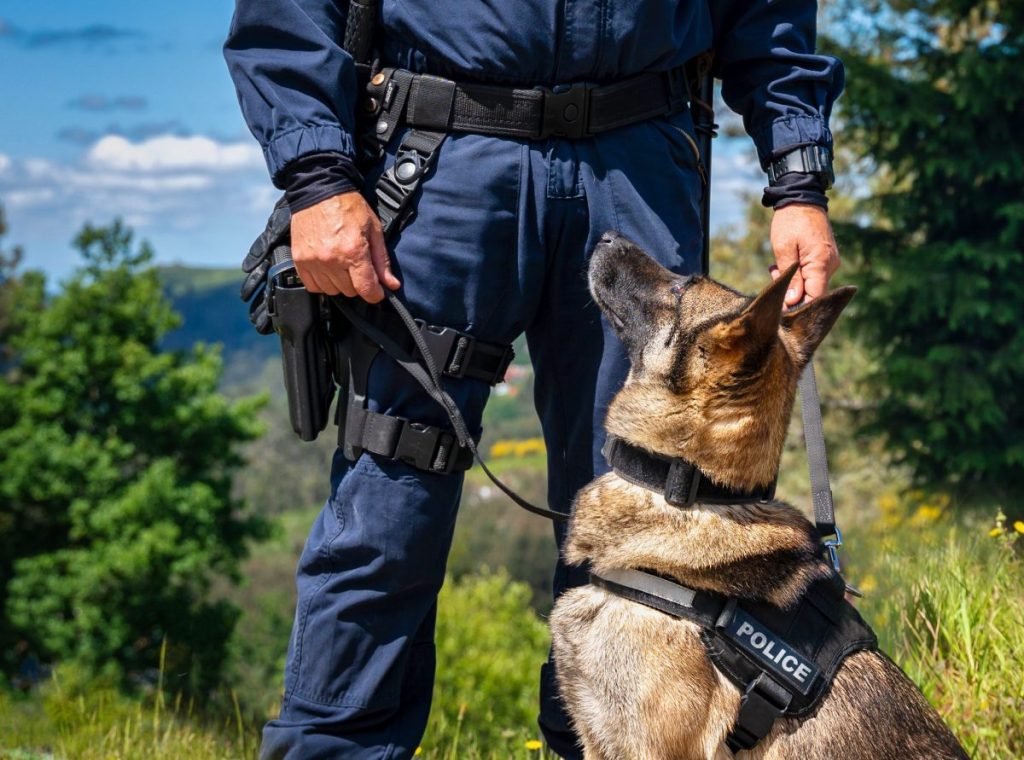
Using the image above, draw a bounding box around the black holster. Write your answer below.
[267,247,340,441]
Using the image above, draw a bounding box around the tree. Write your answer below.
[824,1,1024,497]
[0,217,267,691]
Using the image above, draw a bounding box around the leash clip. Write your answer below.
[823,527,843,574]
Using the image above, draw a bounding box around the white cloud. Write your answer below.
[0,131,274,275]
[6,188,56,208]
[85,134,263,173]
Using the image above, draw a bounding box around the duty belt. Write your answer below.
[364,65,692,143]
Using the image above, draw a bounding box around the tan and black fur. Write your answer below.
[549,233,967,760]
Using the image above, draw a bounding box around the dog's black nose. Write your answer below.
[600,231,620,245]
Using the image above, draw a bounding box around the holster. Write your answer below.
[267,247,340,441]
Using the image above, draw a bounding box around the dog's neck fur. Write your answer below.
[604,339,800,493]
[566,476,830,607]
[571,344,828,608]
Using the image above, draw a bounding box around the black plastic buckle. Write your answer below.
[395,421,459,473]
[415,321,463,376]
[539,82,593,139]
[376,134,443,235]
[664,458,701,508]
[726,673,792,752]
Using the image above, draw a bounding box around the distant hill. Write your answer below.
[159,265,279,389]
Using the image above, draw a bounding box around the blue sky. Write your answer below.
[0,0,761,279]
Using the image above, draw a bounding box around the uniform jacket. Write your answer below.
[224,0,843,188]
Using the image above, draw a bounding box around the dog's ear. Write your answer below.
[712,264,796,355]
[781,286,857,366]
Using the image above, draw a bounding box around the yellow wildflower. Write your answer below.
[989,527,1005,538]
[858,574,878,594]
[525,739,544,751]
[1014,521,1024,535]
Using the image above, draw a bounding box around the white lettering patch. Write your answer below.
[724,609,820,695]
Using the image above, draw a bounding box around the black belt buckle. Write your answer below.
[539,82,592,139]
[396,421,458,473]
[415,321,461,376]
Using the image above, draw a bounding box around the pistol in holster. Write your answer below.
[266,246,344,441]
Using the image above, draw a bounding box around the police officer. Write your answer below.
[224,2,843,758]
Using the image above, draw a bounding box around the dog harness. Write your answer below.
[593,366,876,752]
[590,567,877,753]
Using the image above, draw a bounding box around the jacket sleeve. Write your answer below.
[711,1,844,170]
[223,0,359,187]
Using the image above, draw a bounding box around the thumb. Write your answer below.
[772,240,804,308]
[368,219,401,291]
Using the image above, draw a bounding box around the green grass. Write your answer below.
[3,520,1022,758]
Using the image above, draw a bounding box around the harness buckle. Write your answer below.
[823,526,844,574]
[538,82,593,139]
[665,457,701,507]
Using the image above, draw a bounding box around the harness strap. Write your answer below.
[728,673,792,752]
[589,568,725,626]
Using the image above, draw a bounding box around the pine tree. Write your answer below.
[824,1,1024,497]
[0,217,267,690]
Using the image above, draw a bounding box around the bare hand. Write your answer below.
[290,192,400,303]
[769,204,840,307]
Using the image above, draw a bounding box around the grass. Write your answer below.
[4,521,1022,759]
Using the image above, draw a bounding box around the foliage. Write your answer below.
[0,662,258,760]
[0,219,267,691]
[853,507,1024,759]
[422,572,552,756]
[823,1,1024,496]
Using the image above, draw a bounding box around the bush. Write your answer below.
[423,571,551,758]
[855,512,1024,759]
[0,220,267,691]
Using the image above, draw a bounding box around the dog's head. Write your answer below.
[590,232,855,491]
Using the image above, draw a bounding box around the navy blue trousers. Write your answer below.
[261,111,704,759]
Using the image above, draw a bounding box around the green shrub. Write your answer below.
[857,516,1024,759]
[422,571,551,758]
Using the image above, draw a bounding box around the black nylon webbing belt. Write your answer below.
[363,307,514,385]
[371,65,691,141]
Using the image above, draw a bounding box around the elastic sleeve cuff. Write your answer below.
[761,172,829,211]
[751,115,834,170]
[264,124,357,188]
[282,152,364,213]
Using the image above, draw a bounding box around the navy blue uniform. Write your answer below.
[224,3,843,758]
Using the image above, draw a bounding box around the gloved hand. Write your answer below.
[240,195,292,335]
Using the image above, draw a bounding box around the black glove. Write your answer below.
[240,195,292,335]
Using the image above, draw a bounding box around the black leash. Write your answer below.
[331,293,570,522]
[797,363,844,571]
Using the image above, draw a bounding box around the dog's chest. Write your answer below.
[550,584,735,754]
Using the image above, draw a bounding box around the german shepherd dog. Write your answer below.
[549,234,967,759]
